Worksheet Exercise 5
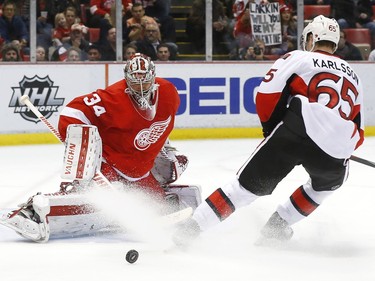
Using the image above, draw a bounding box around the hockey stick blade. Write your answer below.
[350,155,375,168]
[158,207,193,227]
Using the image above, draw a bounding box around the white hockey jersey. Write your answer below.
[256,50,364,159]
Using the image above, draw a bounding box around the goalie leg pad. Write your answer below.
[44,189,119,238]
[61,124,102,182]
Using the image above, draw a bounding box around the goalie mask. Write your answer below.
[124,53,159,120]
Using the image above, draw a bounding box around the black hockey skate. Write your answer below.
[255,212,293,246]
[172,218,201,247]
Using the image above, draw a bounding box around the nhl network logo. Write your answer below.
[9,75,64,123]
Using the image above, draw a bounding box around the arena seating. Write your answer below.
[344,28,372,60]
[304,5,331,20]
[88,28,100,43]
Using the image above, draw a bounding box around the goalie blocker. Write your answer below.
[61,124,102,184]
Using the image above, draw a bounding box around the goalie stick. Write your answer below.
[350,155,375,168]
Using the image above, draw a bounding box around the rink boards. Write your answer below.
[0,61,374,145]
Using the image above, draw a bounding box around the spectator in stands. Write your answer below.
[125,2,157,43]
[50,45,68,61]
[50,5,81,58]
[221,0,236,37]
[134,22,160,59]
[135,22,177,60]
[123,42,137,60]
[66,46,82,61]
[231,0,252,59]
[135,0,170,15]
[240,39,269,61]
[9,38,25,58]
[277,0,296,11]
[65,23,90,58]
[36,45,48,61]
[186,0,230,55]
[64,6,81,30]
[232,0,251,50]
[0,42,22,61]
[86,44,102,61]
[0,0,29,24]
[135,0,177,42]
[356,0,374,27]
[36,8,54,51]
[156,43,171,61]
[52,13,71,45]
[334,30,363,60]
[38,0,58,23]
[56,0,81,16]
[12,0,57,51]
[230,0,280,59]
[35,1,57,30]
[356,0,375,48]
[271,4,297,55]
[89,0,132,28]
[96,3,128,46]
[0,1,29,54]
[330,0,356,29]
[100,27,116,61]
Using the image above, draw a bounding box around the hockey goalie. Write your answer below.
[0,54,201,242]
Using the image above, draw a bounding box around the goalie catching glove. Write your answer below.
[151,140,188,185]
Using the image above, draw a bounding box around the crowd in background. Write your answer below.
[1,0,375,62]
[0,0,175,62]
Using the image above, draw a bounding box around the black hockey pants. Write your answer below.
[238,98,348,196]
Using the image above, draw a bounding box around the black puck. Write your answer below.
[126,249,139,264]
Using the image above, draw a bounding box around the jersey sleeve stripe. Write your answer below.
[60,107,92,125]
[255,92,282,122]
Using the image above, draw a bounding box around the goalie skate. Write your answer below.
[0,194,50,242]
[165,184,202,210]
[159,207,193,226]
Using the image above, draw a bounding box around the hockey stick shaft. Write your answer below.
[19,95,113,187]
[19,95,63,142]
[350,155,375,168]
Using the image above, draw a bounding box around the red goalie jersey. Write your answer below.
[256,50,364,159]
[58,77,180,179]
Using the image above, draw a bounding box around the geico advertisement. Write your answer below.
[1,62,375,134]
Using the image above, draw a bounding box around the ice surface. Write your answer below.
[1,138,375,281]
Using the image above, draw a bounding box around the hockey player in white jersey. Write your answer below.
[174,15,365,244]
